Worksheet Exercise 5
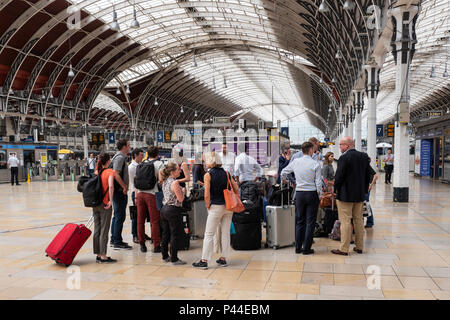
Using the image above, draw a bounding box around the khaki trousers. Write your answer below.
[336,200,364,253]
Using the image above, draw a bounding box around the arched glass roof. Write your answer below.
[92,93,125,114]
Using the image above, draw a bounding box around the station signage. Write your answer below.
[386,124,395,137]
[164,131,172,142]
[376,124,384,137]
[280,127,289,137]
[108,132,115,144]
[423,110,442,119]
[156,131,164,142]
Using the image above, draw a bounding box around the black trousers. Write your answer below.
[295,191,320,251]
[385,164,393,183]
[10,167,19,185]
[160,205,184,262]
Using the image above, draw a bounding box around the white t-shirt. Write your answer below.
[219,151,236,176]
[88,158,96,170]
[8,156,19,168]
[136,159,165,195]
[128,161,138,194]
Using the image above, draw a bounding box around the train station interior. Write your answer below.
[0,0,449,301]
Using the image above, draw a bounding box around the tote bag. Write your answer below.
[223,171,245,213]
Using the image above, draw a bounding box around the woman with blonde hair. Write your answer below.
[193,152,239,269]
[159,162,186,265]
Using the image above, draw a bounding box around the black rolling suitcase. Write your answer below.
[323,208,338,235]
[177,213,190,251]
[231,222,262,250]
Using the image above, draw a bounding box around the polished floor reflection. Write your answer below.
[0,175,450,300]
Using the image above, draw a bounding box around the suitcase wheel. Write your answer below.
[272,245,279,250]
[264,243,268,248]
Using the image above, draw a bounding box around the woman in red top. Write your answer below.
[92,153,117,263]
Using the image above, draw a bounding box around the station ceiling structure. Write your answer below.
[0,0,446,137]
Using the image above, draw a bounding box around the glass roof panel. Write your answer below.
[92,93,125,114]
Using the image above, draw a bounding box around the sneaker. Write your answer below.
[145,234,152,241]
[113,243,132,250]
[171,259,187,266]
[192,260,208,269]
[153,246,162,253]
[140,243,147,253]
[97,257,117,263]
[216,259,227,267]
[162,256,171,262]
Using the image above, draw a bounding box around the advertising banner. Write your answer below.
[414,139,421,175]
[420,139,432,177]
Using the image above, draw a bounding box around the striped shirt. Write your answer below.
[281,155,322,197]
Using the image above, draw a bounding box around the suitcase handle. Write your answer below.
[85,216,94,229]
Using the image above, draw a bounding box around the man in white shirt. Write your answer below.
[87,153,96,176]
[234,143,263,185]
[135,146,165,253]
[128,148,144,243]
[281,141,322,255]
[7,153,20,186]
[290,137,321,163]
[218,142,236,176]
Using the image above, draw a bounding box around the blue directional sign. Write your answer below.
[108,132,115,144]
[157,130,164,142]
[376,124,384,137]
[281,127,289,137]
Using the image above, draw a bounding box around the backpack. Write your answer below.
[239,181,260,210]
[330,220,341,241]
[77,175,91,193]
[82,170,108,207]
[134,160,157,190]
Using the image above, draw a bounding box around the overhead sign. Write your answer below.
[108,132,115,144]
[164,131,172,142]
[386,124,395,137]
[376,124,384,137]
[214,117,231,124]
[423,110,443,119]
[280,127,289,137]
[156,131,164,143]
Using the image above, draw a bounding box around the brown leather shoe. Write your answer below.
[353,247,363,254]
[331,249,348,256]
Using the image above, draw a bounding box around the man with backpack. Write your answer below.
[135,146,165,253]
[128,148,144,243]
[110,139,132,250]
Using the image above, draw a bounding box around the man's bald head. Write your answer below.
[339,136,354,153]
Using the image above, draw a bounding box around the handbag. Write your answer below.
[181,196,192,212]
[223,171,245,213]
[319,192,337,209]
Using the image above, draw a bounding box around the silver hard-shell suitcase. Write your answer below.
[188,200,208,239]
[265,184,295,250]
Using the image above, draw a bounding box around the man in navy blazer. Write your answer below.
[331,136,376,256]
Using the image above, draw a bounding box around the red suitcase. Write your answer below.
[45,218,93,266]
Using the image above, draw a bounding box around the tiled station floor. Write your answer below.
[1,175,450,300]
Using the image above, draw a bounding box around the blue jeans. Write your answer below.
[295,191,320,251]
[131,191,137,237]
[111,191,128,245]
[365,192,374,227]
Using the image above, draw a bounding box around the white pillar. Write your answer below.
[365,64,380,171]
[83,129,88,160]
[391,5,419,202]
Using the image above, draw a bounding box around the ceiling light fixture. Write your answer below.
[49,91,54,99]
[125,84,131,94]
[318,0,330,13]
[180,106,184,113]
[68,64,75,78]
[154,97,158,106]
[130,2,140,29]
[331,73,337,83]
[110,6,120,31]
[343,0,356,10]
[224,77,227,88]
[116,87,121,95]
[443,63,448,77]
[194,110,197,117]
[213,76,216,89]
[41,90,46,100]
[319,72,324,84]
[430,65,436,78]
[335,45,343,59]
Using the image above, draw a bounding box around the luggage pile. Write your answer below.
[231,181,263,250]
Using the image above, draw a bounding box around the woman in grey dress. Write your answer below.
[322,152,335,181]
